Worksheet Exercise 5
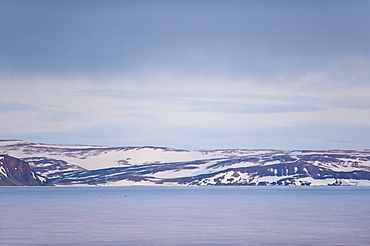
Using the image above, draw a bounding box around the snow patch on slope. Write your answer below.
[0,166,7,177]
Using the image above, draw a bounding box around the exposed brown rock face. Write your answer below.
[0,155,50,186]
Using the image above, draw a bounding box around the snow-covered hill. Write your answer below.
[1,140,369,186]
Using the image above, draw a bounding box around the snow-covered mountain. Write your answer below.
[1,140,370,186]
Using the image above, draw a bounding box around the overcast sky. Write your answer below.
[1,0,370,150]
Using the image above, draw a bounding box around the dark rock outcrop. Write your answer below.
[0,155,50,186]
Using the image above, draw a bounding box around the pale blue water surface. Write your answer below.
[1,186,369,245]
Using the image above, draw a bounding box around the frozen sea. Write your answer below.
[1,186,369,246]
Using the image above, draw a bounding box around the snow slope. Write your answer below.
[0,140,276,170]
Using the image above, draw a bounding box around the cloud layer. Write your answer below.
[1,1,370,150]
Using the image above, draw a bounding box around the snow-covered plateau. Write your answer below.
[1,140,370,186]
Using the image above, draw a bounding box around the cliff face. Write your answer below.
[0,155,49,186]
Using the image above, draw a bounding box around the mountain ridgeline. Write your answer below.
[0,140,369,186]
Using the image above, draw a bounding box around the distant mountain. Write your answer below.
[0,140,369,186]
[0,154,49,186]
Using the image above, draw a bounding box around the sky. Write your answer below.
[1,0,370,150]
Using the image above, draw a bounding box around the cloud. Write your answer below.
[0,0,369,150]
[1,1,369,79]
[323,96,370,110]
[5,121,370,151]
[0,101,39,113]
[87,88,358,116]
[285,58,370,94]
[42,110,84,122]
[179,100,320,115]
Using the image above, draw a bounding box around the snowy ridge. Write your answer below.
[0,140,370,186]
[0,140,273,170]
